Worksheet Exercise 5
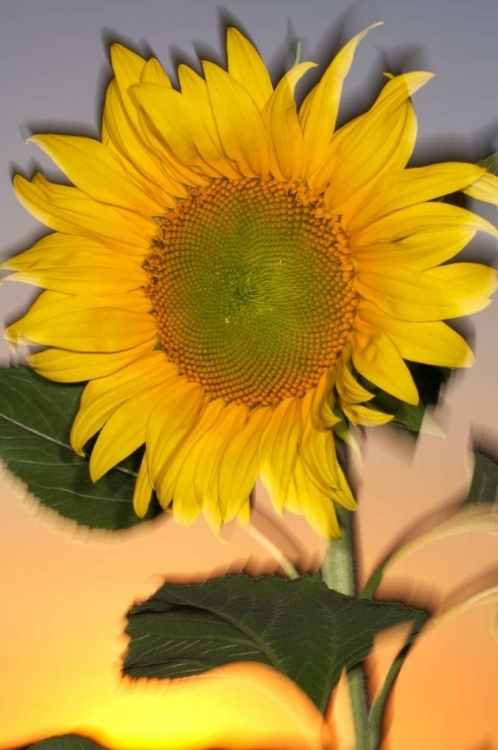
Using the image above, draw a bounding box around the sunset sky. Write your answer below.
[1,1,498,749]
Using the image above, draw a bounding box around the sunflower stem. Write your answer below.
[322,506,371,750]
[245,523,300,580]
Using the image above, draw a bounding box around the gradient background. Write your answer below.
[1,1,498,748]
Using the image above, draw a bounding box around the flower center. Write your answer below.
[144,178,357,407]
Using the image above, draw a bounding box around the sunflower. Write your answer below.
[3,24,497,538]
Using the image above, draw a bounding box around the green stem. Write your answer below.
[245,522,300,580]
[368,643,409,750]
[322,505,371,750]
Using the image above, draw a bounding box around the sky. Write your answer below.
[1,1,498,748]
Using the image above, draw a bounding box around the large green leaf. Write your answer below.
[27,736,107,750]
[0,366,162,529]
[123,573,428,713]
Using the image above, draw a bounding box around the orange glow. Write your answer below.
[83,663,334,750]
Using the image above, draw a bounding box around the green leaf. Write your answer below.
[464,450,498,505]
[27,736,107,750]
[478,152,498,175]
[360,363,451,436]
[0,366,162,530]
[123,573,428,713]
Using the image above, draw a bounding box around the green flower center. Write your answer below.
[144,178,357,407]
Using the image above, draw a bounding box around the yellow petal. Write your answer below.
[313,72,431,196]
[300,393,356,509]
[27,340,155,382]
[89,383,165,482]
[203,61,270,178]
[352,319,419,404]
[178,64,241,179]
[463,170,498,203]
[168,399,226,525]
[353,201,498,246]
[259,397,301,512]
[358,300,475,368]
[29,134,163,215]
[3,250,146,295]
[344,163,486,232]
[145,380,207,485]
[342,401,394,426]
[427,262,498,297]
[133,451,153,518]
[102,80,181,204]
[110,43,146,89]
[262,62,317,181]
[288,458,341,539]
[14,174,152,252]
[0,233,111,272]
[226,28,273,111]
[130,83,201,165]
[114,48,209,188]
[140,57,172,86]
[236,499,251,526]
[196,403,249,532]
[336,347,374,405]
[79,351,176,407]
[71,355,176,455]
[218,406,272,521]
[351,228,476,271]
[300,23,382,177]
[5,294,155,351]
[309,368,340,430]
[355,261,491,321]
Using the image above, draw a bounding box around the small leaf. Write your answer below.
[478,152,498,175]
[464,450,498,505]
[27,736,108,750]
[0,367,162,530]
[123,573,428,713]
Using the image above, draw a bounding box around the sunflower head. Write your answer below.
[3,24,497,537]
